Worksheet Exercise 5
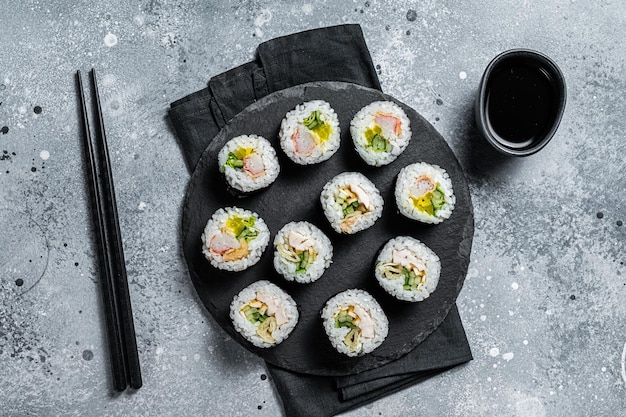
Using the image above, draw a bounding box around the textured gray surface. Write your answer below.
[0,1,624,416]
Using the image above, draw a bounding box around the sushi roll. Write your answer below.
[273,221,333,284]
[217,135,280,193]
[320,172,384,234]
[321,289,388,357]
[230,280,299,348]
[374,236,441,302]
[394,162,455,224]
[350,101,412,167]
[201,207,270,272]
[279,100,341,165]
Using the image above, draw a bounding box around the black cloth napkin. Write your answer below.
[168,24,472,417]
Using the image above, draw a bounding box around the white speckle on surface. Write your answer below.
[138,201,147,211]
[40,150,49,160]
[181,355,187,361]
[523,340,528,345]
[486,275,492,281]
[255,8,273,27]
[489,347,500,357]
[513,396,546,417]
[512,282,519,290]
[502,352,514,361]
[509,310,515,316]
[459,71,467,79]
[467,267,478,278]
[302,4,313,15]
[601,366,606,372]
[19,106,27,114]
[101,73,116,87]
[480,315,487,321]
[133,15,144,26]
[161,32,176,47]
[156,346,164,356]
[104,32,118,47]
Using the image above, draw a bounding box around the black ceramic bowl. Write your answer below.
[475,49,566,156]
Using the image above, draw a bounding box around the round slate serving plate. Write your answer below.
[182,82,474,377]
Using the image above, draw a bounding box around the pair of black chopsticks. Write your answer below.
[76,69,142,391]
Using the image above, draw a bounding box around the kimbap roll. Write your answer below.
[374,236,440,302]
[320,172,384,234]
[321,289,388,357]
[394,162,455,224]
[230,280,299,348]
[350,101,411,166]
[273,221,333,284]
[279,100,341,165]
[217,135,280,193]
[201,207,270,271]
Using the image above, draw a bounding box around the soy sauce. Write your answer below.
[485,60,558,149]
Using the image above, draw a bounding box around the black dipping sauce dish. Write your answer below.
[475,49,566,156]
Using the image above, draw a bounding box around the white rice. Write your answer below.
[230,280,299,348]
[279,100,341,165]
[374,236,441,302]
[217,135,280,193]
[273,221,333,284]
[321,289,388,357]
[320,172,384,234]
[350,101,412,167]
[394,162,456,224]
[201,207,270,272]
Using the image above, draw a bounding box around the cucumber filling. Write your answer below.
[226,215,258,242]
[224,147,253,169]
[364,126,390,152]
[412,184,446,216]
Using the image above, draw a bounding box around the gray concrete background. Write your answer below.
[1,1,624,416]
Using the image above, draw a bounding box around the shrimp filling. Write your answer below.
[409,176,446,216]
[224,146,266,178]
[363,112,402,152]
[292,110,332,155]
[208,215,258,261]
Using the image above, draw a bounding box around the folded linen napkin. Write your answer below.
[168,24,472,417]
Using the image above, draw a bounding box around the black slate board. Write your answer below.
[182,82,474,376]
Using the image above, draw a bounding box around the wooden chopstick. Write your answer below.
[76,69,142,391]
